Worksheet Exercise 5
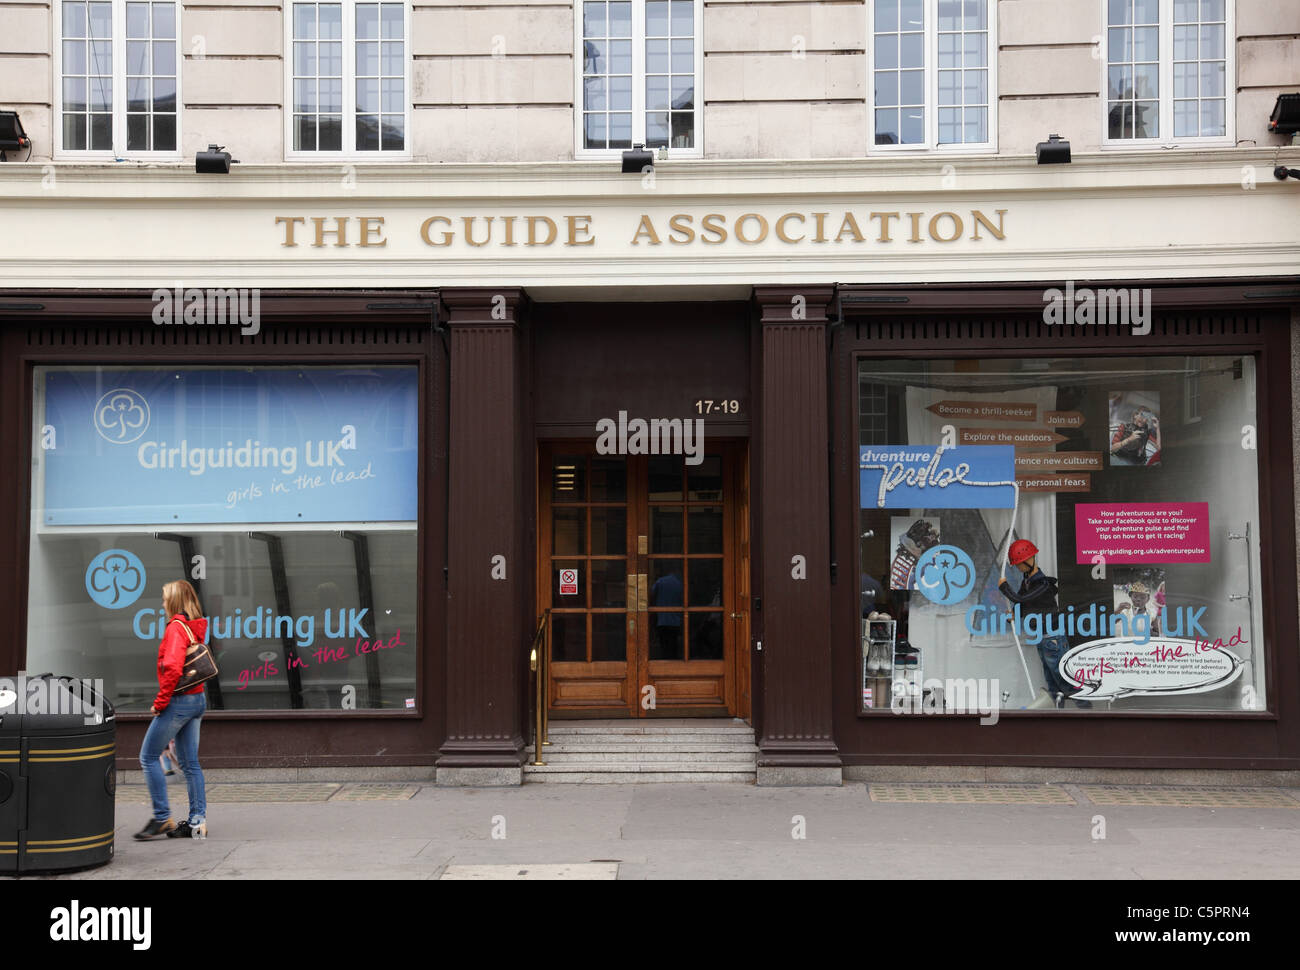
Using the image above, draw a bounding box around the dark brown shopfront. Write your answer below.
[1,282,1298,779]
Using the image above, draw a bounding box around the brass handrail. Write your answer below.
[530,608,551,765]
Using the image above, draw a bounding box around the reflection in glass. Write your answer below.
[689,612,724,660]
[552,614,587,662]
[591,613,626,661]
[651,506,683,553]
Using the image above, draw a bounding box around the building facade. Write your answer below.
[1,0,1298,783]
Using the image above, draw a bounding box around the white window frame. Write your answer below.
[573,0,704,160]
[867,0,998,155]
[283,0,413,161]
[1100,0,1235,149]
[53,0,183,160]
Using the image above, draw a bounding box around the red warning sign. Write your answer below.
[559,568,578,595]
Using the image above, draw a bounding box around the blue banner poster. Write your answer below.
[860,445,1016,509]
[39,367,418,525]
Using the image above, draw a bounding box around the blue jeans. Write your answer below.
[140,692,207,824]
[1037,634,1079,699]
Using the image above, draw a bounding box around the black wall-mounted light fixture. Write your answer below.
[1035,133,1071,164]
[195,144,237,174]
[1268,94,1300,136]
[621,142,653,174]
[1274,166,1300,182]
[0,109,31,161]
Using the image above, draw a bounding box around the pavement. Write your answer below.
[12,778,1300,880]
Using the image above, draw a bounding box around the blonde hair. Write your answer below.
[162,579,205,620]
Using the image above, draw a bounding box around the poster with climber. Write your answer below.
[889,517,940,590]
[1108,391,1162,467]
[1112,568,1168,638]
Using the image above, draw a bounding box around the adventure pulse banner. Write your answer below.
[40,367,418,525]
[860,445,1016,509]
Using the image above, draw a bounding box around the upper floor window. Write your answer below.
[577,0,702,157]
[1103,0,1233,145]
[870,0,996,151]
[55,1,179,156]
[286,1,409,157]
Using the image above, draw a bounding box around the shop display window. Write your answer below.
[26,365,419,712]
[857,354,1264,714]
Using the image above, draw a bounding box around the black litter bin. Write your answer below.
[0,674,115,874]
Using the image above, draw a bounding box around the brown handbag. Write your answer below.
[171,617,219,693]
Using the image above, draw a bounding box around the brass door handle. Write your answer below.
[729,612,744,620]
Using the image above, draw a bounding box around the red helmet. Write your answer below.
[1008,539,1038,565]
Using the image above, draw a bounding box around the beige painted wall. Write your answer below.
[0,0,1296,163]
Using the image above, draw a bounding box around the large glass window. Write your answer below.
[57,0,179,155]
[1104,0,1232,144]
[871,0,994,150]
[27,366,420,712]
[578,0,701,155]
[857,354,1264,715]
[288,1,408,155]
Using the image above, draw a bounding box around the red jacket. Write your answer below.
[154,614,209,711]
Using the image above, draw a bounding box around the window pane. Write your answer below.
[875,34,898,70]
[1200,0,1224,20]
[154,2,175,38]
[688,613,723,660]
[938,105,960,142]
[963,0,986,30]
[688,507,723,554]
[647,75,669,110]
[294,41,317,75]
[320,3,342,39]
[938,0,960,31]
[63,112,87,150]
[937,70,958,106]
[1133,25,1158,61]
[320,41,342,74]
[126,2,149,37]
[900,0,923,29]
[1173,0,1197,21]
[875,107,900,144]
[609,75,631,110]
[1174,99,1197,137]
[294,78,317,113]
[319,114,342,150]
[125,75,148,109]
[381,114,403,149]
[670,110,693,147]
[1200,24,1224,60]
[1200,98,1224,136]
[646,0,668,35]
[609,112,631,148]
[671,75,693,109]
[294,3,316,39]
[900,108,923,143]
[1134,100,1158,137]
[646,110,669,148]
[876,0,899,32]
[963,106,987,142]
[63,39,87,74]
[610,38,632,72]
[584,111,607,148]
[64,2,87,39]
[1133,0,1158,24]
[609,0,631,35]
[90,111,112,149]
[320,77,342,111]
[963,69,986,105]
[900,31,923,68]
[671,0,692,34]
[88,77,112,110]
[381,77,402,112]
[153,40,175,76]
[153,77,175,111]
[88,1,111,37]
[1199,61,1224,98]
[381,40,402,75]
[1134,64,1158,99]
[962,31,986,67]
[356,114,379,150]
[671,37,692,72]
[591,507,627,555]
[357,78,378,112]
[124,112,149,148]
[357,2,379,39]
[380,2,402,39]
[899,69,923,105]
[1108,65,1132,100]
[63,77,87,112]
[91,38,112,73]
[583,1,605,36]
[584,75,607,110]
[592,613,626,661]
[1173,25,1196,60]
[1109,27,1131,62]
[154,112,176,151]
[357,41,378,75]
[295,113,318,151]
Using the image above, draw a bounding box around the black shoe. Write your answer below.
[895,640,920,656]
[134,818,176,840]
[167,820,193,838]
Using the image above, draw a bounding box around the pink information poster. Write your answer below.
[1074,502,1211,564]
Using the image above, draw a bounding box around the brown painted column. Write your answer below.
[437,288,529,785]
[755,285,842,785]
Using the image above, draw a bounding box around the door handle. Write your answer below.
[729,612,745,620]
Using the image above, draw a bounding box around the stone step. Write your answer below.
[523,762,757,784]
[527,750,757,765]
[546,724,754,736]
[531,739,757,751]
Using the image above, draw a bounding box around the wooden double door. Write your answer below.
[539,443,750,718]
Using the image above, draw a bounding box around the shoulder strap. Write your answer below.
[170,617,198,645]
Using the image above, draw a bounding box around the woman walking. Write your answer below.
[135,579,209,840]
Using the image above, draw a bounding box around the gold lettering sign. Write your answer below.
[273,210,1010,248]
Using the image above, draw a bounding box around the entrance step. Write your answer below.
[524,718,757,784]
